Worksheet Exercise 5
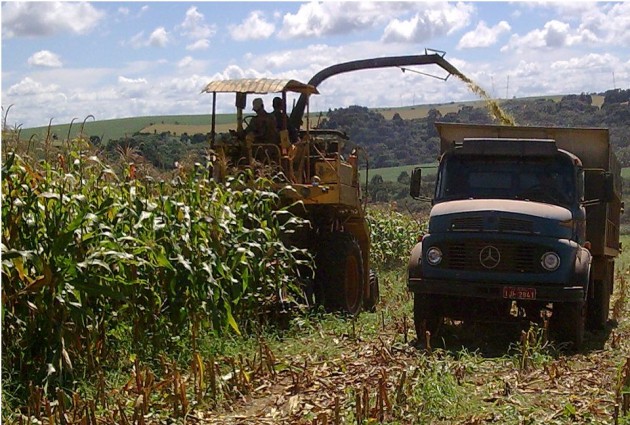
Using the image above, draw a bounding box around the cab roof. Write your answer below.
[201,78,319,95]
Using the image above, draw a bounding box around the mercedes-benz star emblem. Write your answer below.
[479,245,501,269]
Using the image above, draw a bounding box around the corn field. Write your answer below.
[1,142,313,406]
[367,206,425,270]
[1,124,429,422]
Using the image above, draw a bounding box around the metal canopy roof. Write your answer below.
[201,78,319,95]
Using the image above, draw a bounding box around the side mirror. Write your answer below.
[410,167,422,198]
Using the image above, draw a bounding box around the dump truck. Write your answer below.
[408,123,622,348]
[202,50,462,315]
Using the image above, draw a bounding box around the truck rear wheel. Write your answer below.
[552,301,585,350]
[413,294,443,341]
[315,233,363,315]
[364,269,380,312]
[587,275,611,330]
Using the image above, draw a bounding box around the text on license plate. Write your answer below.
[503,286,536,300]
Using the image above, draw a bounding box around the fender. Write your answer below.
[408,241,424,280]
[572,246,592,300]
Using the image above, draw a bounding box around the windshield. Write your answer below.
[435,154,576,207]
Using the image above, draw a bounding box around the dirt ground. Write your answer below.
[197,289,630,425]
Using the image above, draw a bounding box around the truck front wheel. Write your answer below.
[413,294,443,341]
[552,301,586,350]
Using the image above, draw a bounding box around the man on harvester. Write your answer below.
[245,97,278,145]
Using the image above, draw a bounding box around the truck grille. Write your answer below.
[450,217,484,231]
[443,240,542,273]
[498,217,533,233]
[449,216,534,233]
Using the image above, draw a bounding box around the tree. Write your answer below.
[397,171,410,184]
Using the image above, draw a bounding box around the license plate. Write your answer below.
[503,286,536,300]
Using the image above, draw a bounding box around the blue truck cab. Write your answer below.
[408,123,622,348]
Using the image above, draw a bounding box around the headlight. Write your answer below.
[541,252,560,271]
[426,247,443,266]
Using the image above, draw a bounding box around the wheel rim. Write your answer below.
[344,254,361,312]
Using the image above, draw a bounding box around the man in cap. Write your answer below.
[272,96,298,144]
[246,97,278,144]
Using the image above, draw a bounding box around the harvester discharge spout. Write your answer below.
[288,49,463,129]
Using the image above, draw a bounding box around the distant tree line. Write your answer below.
[318,89,630,169]
[103,131,208,171]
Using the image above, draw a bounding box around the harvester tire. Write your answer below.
[552,301,585,350]
[364,269,380,312]
[413,294,443,343]
[315,233,364,315]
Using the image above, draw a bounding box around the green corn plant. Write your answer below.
[367,207,426,270]
[2,141,314,412]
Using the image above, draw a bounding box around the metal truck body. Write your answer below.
[408,123,622,348]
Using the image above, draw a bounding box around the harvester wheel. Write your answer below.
[413,294,443,343]
[364,269,380,312]
[315,233,364,315]
[552,301,585,350]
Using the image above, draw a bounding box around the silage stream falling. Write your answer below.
[454,73,516,126]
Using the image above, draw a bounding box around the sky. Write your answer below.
[2,1,630,129]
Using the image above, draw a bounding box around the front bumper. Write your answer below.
[408,277,586,303]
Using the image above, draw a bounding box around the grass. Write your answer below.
[15,114,237,143]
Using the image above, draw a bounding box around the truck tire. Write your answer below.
[413,294,443,341]
[364,269,380,312]
[315,233,363,315]
[587,279,610,330]
[552,301,585,350]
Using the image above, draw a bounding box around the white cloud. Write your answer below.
[381,3,475,43]
[551,53,619,73]
[230,11,275,41]
[118,76,149,98]
[279,2,396,39]
[1,2,104,38]
[128,27,171,48]
[502,2,630,54]
[8,77,59,96]
[502,20,569,52]
[577,2,630,46]
[178,7,216,51]
[148,27,170,47]
[511,60,542,79]
[180,7,216,40]
[128,32,146,49]
[544,20,571,47]
[28,51,63,68]
[118,76,148,85]
[186,39,210,51]
[457,21,511,49]
[178,57,194,69]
